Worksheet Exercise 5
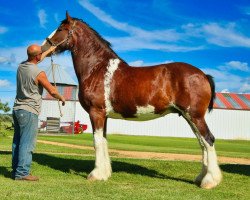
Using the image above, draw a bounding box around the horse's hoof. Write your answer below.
[87,174,98,181]
[200,182,217,189]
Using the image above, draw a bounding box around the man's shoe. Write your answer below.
[15,175,39,181]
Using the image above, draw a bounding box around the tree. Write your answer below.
[0,99,11,134]
[0,100,11,113]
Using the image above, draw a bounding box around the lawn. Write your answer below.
[0,151,249,200]
[36,133,250,158]
[0,131,250,199]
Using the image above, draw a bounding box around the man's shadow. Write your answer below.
[0,151,13,179]
[33,153,193,184]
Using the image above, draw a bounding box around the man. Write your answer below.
[12,44,65,181]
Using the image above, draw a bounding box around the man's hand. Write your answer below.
[60,96,66,106]
[39,45,57,63]
[48,46,56,54]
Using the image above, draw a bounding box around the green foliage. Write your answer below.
[0,100,12,135]
[0,100,11,113]
[0,114,12,123]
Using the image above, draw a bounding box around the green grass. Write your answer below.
[37,133,250,158]
[0,133,94,155]
[1,132,250,158]
[0,131,250,199]
[0,152,249,200]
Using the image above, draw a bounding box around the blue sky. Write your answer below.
[1,0,250,108]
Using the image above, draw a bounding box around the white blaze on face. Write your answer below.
[104,58,120,114]
[41,29,57,45]
[136,105,155,115]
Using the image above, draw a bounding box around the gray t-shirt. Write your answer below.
[13,61,44,115]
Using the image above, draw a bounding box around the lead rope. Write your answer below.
[51,55,63,117]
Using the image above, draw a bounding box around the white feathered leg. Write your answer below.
[200,138,222,189]
[194,146,208,185]
[88,129,111,181]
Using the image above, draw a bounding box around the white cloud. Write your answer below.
[0,79,10,87]
[219,61,249,72]
[0,56,8,63]
[78,0,130,31]
[242,6,250,15]
[0,46,26,71]
[128,60,144,67]
[202,68,244,92]
[183,22,250,48]
[38,9,48,29]
[128,60,174,67]
[201,23,250,47]
[239,77,250,93]
[221,89,230,93]
[78,0,202,52]
[78,1,250,51]
[79,0,179,41]
[240,82,250,93]
[0,26,8,34]
[107,36,203,52]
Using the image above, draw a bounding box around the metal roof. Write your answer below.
[214,93,250,110]
[45,64,77,86]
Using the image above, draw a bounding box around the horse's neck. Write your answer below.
[71,46,117,83]
[71,25,124,82]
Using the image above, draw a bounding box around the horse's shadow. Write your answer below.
[33,153,193,184]
[220,164,250,176]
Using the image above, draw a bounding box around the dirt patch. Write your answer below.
[37,139,250,165]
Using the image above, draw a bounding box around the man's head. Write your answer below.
[27,44,43,62]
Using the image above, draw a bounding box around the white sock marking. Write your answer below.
[91,129,111,180]
[201,137,222,187]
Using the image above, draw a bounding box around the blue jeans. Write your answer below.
[12,109,38,179]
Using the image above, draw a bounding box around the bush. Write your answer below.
[0,114,13,123]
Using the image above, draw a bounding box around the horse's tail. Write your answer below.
[206,75,216,113]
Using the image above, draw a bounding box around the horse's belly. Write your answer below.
[107,105,176,121]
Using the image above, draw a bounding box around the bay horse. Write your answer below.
[42,12,222,189]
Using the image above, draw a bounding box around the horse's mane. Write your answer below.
[61,18,112,48]
[60,17,124,63]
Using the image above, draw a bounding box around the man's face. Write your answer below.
[36,51,42,61]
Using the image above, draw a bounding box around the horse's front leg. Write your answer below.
[87,108,112,181]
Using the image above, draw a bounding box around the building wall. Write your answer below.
[40,100,249,140]
[75,102,250,140]
[39,100,76,123]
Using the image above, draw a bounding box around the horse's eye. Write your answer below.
[57,28,63,32]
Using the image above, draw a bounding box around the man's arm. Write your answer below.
[36,72,65,105]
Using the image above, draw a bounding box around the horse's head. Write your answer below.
[42,11,77,55]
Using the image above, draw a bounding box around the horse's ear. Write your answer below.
[66,11,73,22]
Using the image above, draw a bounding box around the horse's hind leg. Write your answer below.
[182,112,222,189]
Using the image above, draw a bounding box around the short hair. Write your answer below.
[27,45,42,58]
